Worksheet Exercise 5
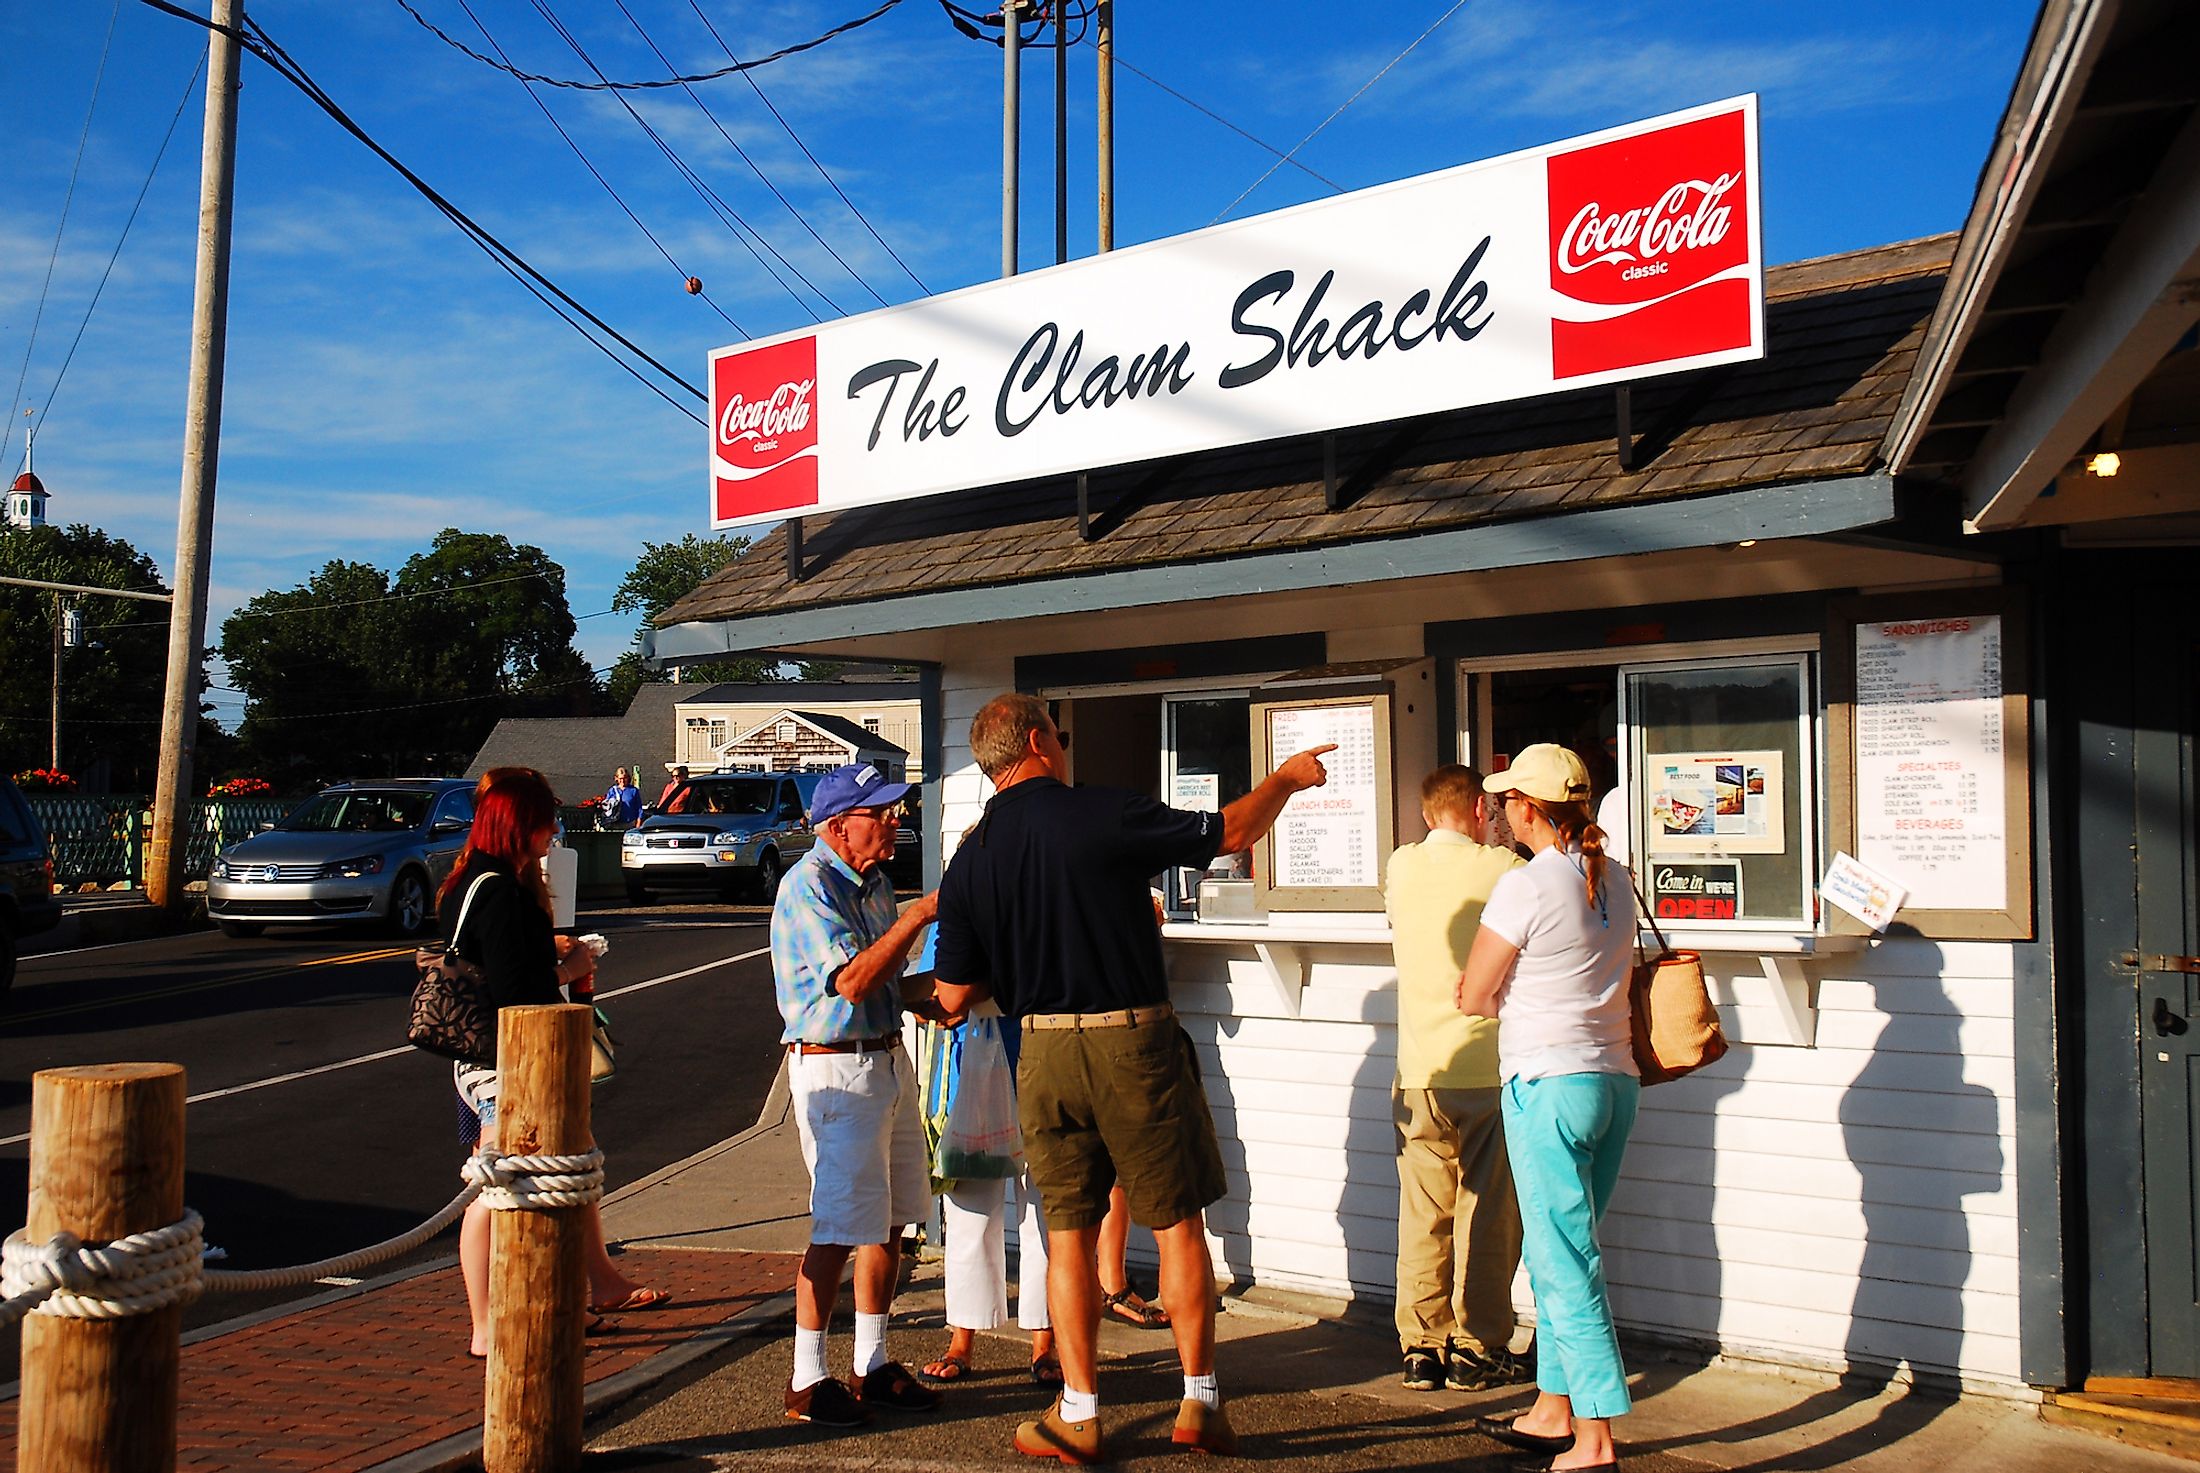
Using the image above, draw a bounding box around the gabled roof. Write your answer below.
[722,707,909,758]
[680,679,919,707]
[659,236,1952,639]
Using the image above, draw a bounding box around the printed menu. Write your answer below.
[1853,614,2006,910]
[1267,702,1381,888]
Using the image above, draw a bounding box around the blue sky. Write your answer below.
[4,0,2034,726]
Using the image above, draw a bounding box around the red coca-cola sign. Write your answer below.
[1547,109,1752,379]
[712,336,819,522]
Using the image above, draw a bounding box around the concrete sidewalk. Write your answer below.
[0,1059,2173,1472]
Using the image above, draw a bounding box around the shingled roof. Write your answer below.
[663,236,1955,631]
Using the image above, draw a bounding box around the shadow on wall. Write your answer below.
[1630,947,2005,1471]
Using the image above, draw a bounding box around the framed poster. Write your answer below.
[1643,749,1785,855]
[1824,588,2032,940]
[1250,690,1394,913]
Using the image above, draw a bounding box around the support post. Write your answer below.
[20,1063,187,1473]
[1077,470,1092,541]
[1096,0,1113,253]
[483,1004,593,1473]
[1002,0,1021,279]
[51,592,62,771]
[1615,385,1636,472]
[787,516,805,583]
[1054,0,1068,265]
[148,0,242,913]
[1322,434,1341,511]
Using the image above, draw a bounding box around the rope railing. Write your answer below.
[0,1148,604,1328]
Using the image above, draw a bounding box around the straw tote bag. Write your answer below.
[1626,868,1728,1086]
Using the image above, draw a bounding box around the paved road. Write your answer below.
[0,899,790,1378]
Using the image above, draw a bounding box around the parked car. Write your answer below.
[206,778,475,938]
[620,770,824,903]
[0,778,63,996]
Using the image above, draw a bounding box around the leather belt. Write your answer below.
[790,1035,899,1056]
[1022,1003,1174,1032]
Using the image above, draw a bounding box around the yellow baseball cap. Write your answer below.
[1483,743,1593,804]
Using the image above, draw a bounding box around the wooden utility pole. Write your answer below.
[1002,0,1022,277]
[51,592,63,770]
[148,0,241,913]
[483,1005,593,1473]
[1097,0,1114,252]
[19,1063,188,1473]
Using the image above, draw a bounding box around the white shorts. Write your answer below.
[789,1044,933,1247]
[455,1062,499,1150]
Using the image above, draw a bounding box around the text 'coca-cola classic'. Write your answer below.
[712,335,821,521]
[1546,109,1754,379]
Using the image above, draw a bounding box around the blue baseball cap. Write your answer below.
[808,763,914,824]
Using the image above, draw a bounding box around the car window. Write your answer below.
[280,790,432,833]
[432,789,474,827]
[695,778,776,817]
[778,781,804,819]
[0,783,32,845]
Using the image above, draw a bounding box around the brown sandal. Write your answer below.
[920,1353,973,1383]
[1101,1288,1169,1329]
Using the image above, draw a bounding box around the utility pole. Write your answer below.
[1002,0,1021,278]
[1097,0,1114,252]
[1054,1,1068,265]
[50,594,62,771]
[147,0,241,914]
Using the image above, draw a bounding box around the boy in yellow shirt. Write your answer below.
[1385,765,1529,1391]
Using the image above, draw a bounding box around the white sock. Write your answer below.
[792,1326,829,1391]
[1060,1387,1100,1422]
[853,1311,890,1378]
[1183,1372,1219,1409]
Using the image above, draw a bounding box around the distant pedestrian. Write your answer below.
[600,767,642,829]
[656,765,694,815]
[931,692,1332,1463]
[1456,744,1639,1473]
[771,762,942,1428]
[1385,764,1528,1393]
[446,769,667,1360]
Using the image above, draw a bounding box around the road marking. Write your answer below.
[0,945,772,1148]
[3,947,414,1026]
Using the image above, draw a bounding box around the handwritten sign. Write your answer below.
[1268,703,1381,888]
[1853,615,2005,910]
[1821,851,1908,932]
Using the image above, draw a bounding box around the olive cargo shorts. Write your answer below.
[1016,1016,1227,1232]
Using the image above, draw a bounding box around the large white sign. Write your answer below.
[708,96,1763,530]
[1267,703,1381,889]
[1853,615,2007,910]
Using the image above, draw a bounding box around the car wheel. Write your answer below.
[387,870,431,938]
[217,921,265,939]
[624,880,654,906]
[753,849,782,902]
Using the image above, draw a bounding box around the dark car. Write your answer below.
[0,778,64,996]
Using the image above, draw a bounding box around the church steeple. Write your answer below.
[6,413,51,529]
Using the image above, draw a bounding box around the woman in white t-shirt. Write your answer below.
[1456,744,1638,1473]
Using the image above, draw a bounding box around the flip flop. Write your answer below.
[1101,1288,1169,1329]
[920,1353,973,1383]
[1030,1355,1064,1386]
[588,1286,673,1314]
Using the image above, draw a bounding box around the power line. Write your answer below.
[612,0,888,308]
[447,0,746,335]
[134,0,706,424]
[686,0,928,294]
[4,0,125,474]
[1211,0,1469,224]
[522,0,838,321]
[12,49,208,482]
[391,0,908,92]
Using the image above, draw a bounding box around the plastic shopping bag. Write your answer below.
[935,1015,1022,1181]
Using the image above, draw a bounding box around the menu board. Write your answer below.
[1250,690,1394,911]
[1852,614,2006,910]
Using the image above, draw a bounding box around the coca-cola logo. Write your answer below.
[1546,108,1755,378]
[712,336,820,520]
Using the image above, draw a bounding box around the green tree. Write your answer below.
[0,524,207,790]
[221,530,601,780]
[609,533,788,701]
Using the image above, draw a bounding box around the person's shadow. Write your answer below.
[1624,950,2003,1469]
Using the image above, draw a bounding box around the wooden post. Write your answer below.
[483,1005,593,1473]
[20,1063,187,1473]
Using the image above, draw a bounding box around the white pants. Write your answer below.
[789,1045,933,1247]
[943,1170,1050,1331]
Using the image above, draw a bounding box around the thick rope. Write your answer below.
[461,1148,606,1212]
[200,1185,479,1295]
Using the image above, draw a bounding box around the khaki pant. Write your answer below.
[1393,1084,1522,1355]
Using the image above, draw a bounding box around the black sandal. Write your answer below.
[1101,1288,1169,1329]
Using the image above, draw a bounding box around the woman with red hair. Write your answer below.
[447,768,666,1357]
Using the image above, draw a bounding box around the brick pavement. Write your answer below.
[0,1246,799,1473]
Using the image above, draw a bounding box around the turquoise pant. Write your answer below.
[1501,1071,1640,1419]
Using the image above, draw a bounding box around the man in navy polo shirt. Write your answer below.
[771,762,940,1429]
[932,692,1333,1462]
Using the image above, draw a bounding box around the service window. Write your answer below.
[1622,655,1815,928]
[1161,694,1252,915]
